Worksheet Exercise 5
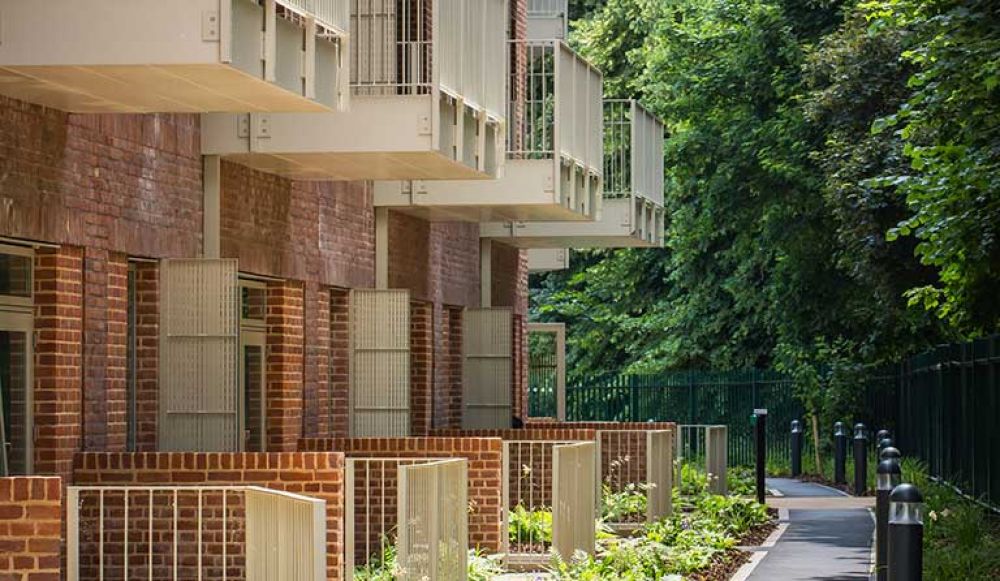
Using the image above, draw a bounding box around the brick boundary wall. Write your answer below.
[299,437,504,553]
[431,428,598,442]
[73,452,346,581]
[0,477,61,580]
[524,421,678,431]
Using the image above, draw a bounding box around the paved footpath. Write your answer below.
[739,478,874,581]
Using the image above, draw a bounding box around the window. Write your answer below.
[0,244,33,476]
[240,279,267,451]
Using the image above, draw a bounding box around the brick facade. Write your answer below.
[328,288,351,438]
[300,437,504,552]
[409,301,433,436]
[33,247,84,481]
[0,477,61,580]
[73,452,346,580]
[266,281,305,451]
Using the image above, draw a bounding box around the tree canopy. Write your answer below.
[531,0,999,379]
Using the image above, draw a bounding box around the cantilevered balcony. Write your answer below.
[201,0,508,180]
[481,99,665,248]
[373,39,603,221]
[526,0,568,40]
[0,0,349,113]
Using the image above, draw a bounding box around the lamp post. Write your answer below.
[876,458,902,581]
[888,483,924,581]
[790,420,803,478]
[853,423,868,496]
[834,422,848,485]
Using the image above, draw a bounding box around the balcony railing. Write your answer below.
[526,0,569,40]
[373,39,603,221]
[604,99,665,206]
[0,0,350,113]
[201,0,507,180]
[350,0,506,118]
[66,485,326,581]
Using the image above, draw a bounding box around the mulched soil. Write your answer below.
[688,549,750,581]
[738,510,778,547]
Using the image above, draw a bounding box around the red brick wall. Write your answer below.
[410,301,433,436]
[0,477,61,580]
[299,437,504,552]
[133,262,159,451]
[266,281,305,451]
[304,284,331,438]
[73,452,346,581]
[433,305,463,429]
[329,288,350,438]
[83,251,128,451]
[220,162,374,289]
[33,247,84,481]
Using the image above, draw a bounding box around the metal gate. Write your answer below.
[158,259,240,451]
[350,289,410,436]
[462,307,512,429]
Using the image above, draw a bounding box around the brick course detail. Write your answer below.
[73,452,346,581]
[0,476,62,580]
[300,437,504,553]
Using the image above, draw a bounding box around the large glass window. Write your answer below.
[0,244,33,476]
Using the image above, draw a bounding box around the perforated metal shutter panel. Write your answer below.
[350,289,410,436]
[462,308,512,428]
[158,259,239,451]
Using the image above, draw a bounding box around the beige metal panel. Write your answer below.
[526,0,568,41]
[552,442,597,559]
[527,248,570,273]
[646,429,674,521]
[349,289,410,437]
[372,160,597,222]
[706,425,729,495]
[480,197,663,248]
[245,487,328,581]
[462,308,513,429]
[0,0,348,113]
[397,459,469,581]
[158,259,240,452]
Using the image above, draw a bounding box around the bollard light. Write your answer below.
[833,422,848,485]
[790,420,803,478]
[876,429,890,444]
[879,437,894,454]
[875,459,902,581]
[888,483,924,581]
[853,423,868,496]
[881,446,901,462]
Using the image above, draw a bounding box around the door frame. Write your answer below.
[239,278,268,451]
[0,242,35,474]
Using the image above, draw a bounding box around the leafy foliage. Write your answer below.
[538,0,997,385]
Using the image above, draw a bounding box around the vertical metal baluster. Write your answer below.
[148,491,153,581]
[173,489,178,581]
[198,490,203,581]
[99,490,105,581]
[124,490,129,581]
[223,490,227,581]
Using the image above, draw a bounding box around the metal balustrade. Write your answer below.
[526,0,568,40]
[283,0,350,32]
[350,0,506,119]
[66,486,326,581]
[604,100,665,206]
[598,430,674,530]
[345,457,469,581]
[502,440,597,566]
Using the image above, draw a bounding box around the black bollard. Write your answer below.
[876,429,890,447]
[879,437,894,457]
[754,409,768,505]
[790,420,803,478]
[834,422,848,485]
[876,458,902,581]
[881,446,901,462]
[888,483,924,581]
[853,423,868,496]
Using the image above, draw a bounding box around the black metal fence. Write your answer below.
[532,334,1000,507]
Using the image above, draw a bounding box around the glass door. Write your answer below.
[241,330,266,452]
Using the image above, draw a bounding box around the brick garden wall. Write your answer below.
[0,477,61,580]
[73,452,345,580]
[299,437,504,553]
